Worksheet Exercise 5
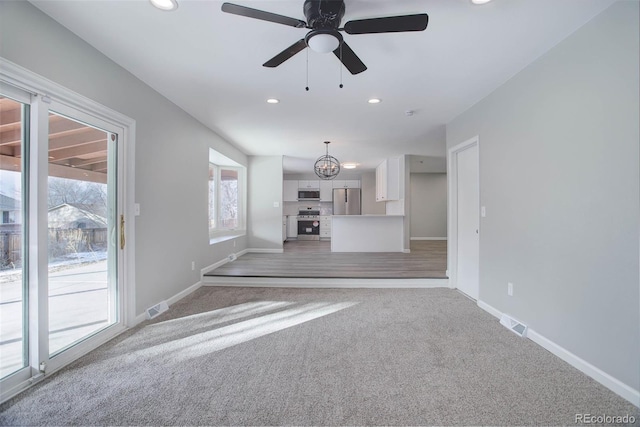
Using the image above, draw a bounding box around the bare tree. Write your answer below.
[48,177,107,212]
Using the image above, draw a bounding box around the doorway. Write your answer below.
[448,137,479,300]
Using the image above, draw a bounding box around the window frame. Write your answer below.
[208,149,246,243]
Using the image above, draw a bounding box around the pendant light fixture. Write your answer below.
[314,141,340,180]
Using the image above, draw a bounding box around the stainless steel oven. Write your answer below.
[297,210,320,240]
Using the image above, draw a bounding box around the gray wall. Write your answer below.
[446,1,639,393]
[247,156,283,250]
[410,173,447,239]
[0,1,249,315]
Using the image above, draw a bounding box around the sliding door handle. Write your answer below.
[120,214,125,250]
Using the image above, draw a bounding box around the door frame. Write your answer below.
[447,135,480,297]
[0,58,136,403]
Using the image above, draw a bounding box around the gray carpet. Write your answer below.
[1,287,638,426]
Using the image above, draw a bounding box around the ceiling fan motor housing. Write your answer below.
[303,0,345,30]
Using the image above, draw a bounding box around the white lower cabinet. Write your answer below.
[282,216,287,242]
[287,216,298,239]
[320,215,331,239]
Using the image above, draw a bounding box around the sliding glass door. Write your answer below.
[0,79,128,401]
[46,110,119,357]
[0,94,29,380]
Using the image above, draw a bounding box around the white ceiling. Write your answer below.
[30,0,615,174]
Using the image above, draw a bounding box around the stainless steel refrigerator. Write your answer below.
[332,188,361,215]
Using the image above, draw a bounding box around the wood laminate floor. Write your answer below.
[204,240,447,279]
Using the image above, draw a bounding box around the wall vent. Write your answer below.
[500,313,528,337]
[146,301,169,319]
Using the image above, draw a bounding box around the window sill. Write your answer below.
[209,230,246,245]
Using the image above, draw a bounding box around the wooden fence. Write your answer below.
[0,227,108,268]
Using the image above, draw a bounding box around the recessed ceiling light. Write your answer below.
[342,163,358,169]
[471,0,492,4]
[266,98,280,104]
[368,98,381,104]
[150,0,178,11]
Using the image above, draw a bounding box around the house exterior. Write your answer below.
[47,203,107,230]
[0,193,20,225]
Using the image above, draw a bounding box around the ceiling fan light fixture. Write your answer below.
[150,0,178,11]
[305,30,342,54]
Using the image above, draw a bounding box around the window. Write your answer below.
[209,148,245,241]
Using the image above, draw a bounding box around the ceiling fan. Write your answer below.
[221,0,429,75]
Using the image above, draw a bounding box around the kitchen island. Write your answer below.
[331,215,405,252]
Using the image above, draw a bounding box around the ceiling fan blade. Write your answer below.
[221,3,307,28]
[344,14,429,34]
[263,39,307,68]
[333,42,367,75]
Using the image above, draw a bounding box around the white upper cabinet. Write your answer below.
[298,180,319,189]
[376,157,400,202]
[319,180,333,201]
[283,180,298,202]
[332,180,360,189]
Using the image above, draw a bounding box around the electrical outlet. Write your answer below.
[191,261,195,271]
[507,282,513,296]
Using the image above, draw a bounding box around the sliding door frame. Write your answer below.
[0,58,136,403]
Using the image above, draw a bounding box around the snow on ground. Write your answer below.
[0,251,107,284]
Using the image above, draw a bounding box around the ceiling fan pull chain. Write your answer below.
[339,44,344,88]
[305,47,310,91]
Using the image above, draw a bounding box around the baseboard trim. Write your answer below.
[476,299,640,407]
[526,330,639,407]
[477,299,502,319]
[133,312,146,326]
[167,281,202,306]
[200,249,250,277]
[203,277,449,288]
[410,237,447,241]
[132,281,203,327]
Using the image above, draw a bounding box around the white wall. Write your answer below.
[446,1,639,396]
[248,156,283,250]
[0,1,248,315]
[410,173,447,239]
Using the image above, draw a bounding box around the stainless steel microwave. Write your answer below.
[298,189,320,201]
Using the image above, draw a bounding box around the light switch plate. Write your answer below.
[481,206,486,217]
[134,203,141,216]
[273,201,280,208]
